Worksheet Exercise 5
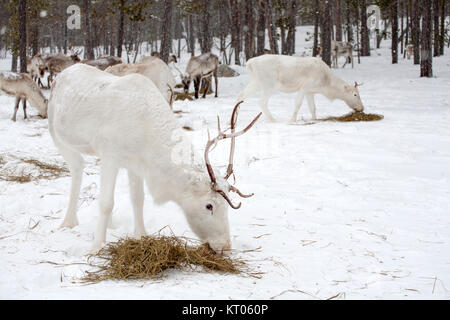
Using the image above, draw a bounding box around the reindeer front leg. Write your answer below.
[202,77,210,99]
[193,76,200,99]
[11,97,21,122]
[306,94,317,120]
[214,70,218,98]
[91,161,119,254]
[127,170,146,238]
[290,91,305,123]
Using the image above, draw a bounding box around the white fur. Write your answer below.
[238,55,364,122]
[48,64,231,253]
[105,58,176,107]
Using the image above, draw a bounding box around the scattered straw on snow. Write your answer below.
[0,155,69,183]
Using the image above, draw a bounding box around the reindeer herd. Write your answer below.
[0,45,368,254]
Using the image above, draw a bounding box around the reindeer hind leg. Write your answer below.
[22,99,27,120]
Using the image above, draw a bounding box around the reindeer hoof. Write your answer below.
[59,219,79,229]
[134,229,147,239]
[88,243,103,255]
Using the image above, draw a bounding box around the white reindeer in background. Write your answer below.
[0,71,48,121]
[105,57,176,108]
[27,55,46,88]
[238,55,364,122]
[48,64,261,254]
[331,40,354,69]
[182,53,219,99]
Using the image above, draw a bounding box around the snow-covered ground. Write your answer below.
[1,26,450,300]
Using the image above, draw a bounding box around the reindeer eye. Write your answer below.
[206,204,213,211]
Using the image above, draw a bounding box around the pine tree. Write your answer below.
[19,0,27,73]
[421,0,433,77]
[391,0,398,64]
[321,0,332,67]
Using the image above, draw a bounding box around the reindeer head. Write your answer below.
[70,49,82,63]
[168,55,178,64]
[182,74,191,94]
[30,55,46,78]
[184,102,262,254]
[344,81,364,112]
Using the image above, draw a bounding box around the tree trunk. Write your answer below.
[84,0,94,60]
[412,0,421,64]
[229,0,241,64]
[433,0,440,56]
[400,0,404,54]
[244,0,255,60]
[360,0,370,56]
[200,0,212,53]
[335,0,343,42]
[313,0,320,56]
[19,0,27,73]
[256,0,266,56]
[321,0,332,67]
[188,14,195,57]
[160,0,173,62]
[265,0,278,54]
[11,53,18,72]
[286,0,297,55]
[345,0,353,42]
[391,0,398,64]
[421,0,433,77]
[439,0,445,55]
[117,1,125,59]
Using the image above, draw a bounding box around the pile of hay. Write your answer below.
[0,156,69,183]
[174,91,194,101]
[82,235,258,283]
[321,111,384,122]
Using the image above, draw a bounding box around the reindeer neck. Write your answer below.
[143,157,208,209]
[26,82,47,110]
[324,73,349,101]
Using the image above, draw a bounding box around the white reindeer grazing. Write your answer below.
[105,57,176,108]
[48,64,260,253]
[181,53,219,99]
[0,71,48,121]
[238,55,364,122]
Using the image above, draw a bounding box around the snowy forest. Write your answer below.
[0,0,448,74]
[1,0,450,301]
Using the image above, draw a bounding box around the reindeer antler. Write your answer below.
[354,81,364,88]
[204,102,262,209]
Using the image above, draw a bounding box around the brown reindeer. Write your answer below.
[0,71,48,121]
[43,51,81,86]
[81,56,122,71]
[181,53,219,99]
